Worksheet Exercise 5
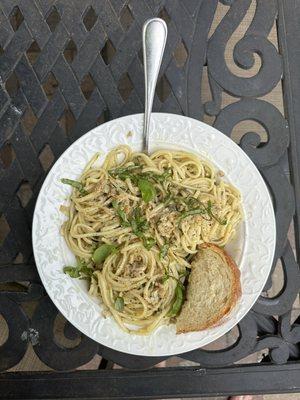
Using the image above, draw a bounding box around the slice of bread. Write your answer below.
[176,243,241,334]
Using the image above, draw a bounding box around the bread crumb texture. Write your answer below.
[176,243,241,334]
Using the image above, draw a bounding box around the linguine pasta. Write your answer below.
[61,145,242,335]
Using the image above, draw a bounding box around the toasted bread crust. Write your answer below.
[176,243,241,334]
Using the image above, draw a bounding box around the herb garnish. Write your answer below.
[112,201,130,227]
[61,178,87,196]
[130,207,149,236]
[168,283,184,317]
[109,166,172,185]
[179,208,207,221]
[112,202,156,249]
[162,268,189,317]
[152,168,172,183]
[159,242,169,259]
[138,178,156,203]
[178,197,227,225]
[63,260,93,280]
[114,296,124,312]
[164,194,227,226]
[206,200,227,225]
[162,268,189,285]
[142,236,156,250]
[131,208,156,249]
[92,244,118,264]
[109,165,140,180]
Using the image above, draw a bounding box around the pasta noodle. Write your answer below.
[61,145,242,335]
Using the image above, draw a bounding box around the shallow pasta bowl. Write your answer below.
[32,113,276,356]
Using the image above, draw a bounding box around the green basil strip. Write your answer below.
[63,263,93,279]
[114,296,124,312]
[110,165,139,174]
[109,165,140,183]
[142,236,156,250]
[159,242,169,259]
[153,168,172,183]
[112,201,130,227]
[164,193,173,205]
[92,244,117,264]
[177,199,227,226]
[206,200,227,225]
[130,208,148,236]
[78,264,94,277]
[63,266,80,278]
[168,284,184,317]
[138,178,156,203]
[61,178,87,195]
[185,196,200,208]
[179,208,206,222]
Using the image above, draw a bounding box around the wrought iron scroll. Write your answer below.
[0,0,299,372]
[182,0,300,368]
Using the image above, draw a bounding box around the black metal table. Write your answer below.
[0,0,300,398]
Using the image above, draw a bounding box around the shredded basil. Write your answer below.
[168,283,184,317]
[114,296,124,312]
[138,178,156,203]
[63,266,80,278]
[206,200,227,225]
[109,165,140,181]
[112,202,154,249]
[61,178,87,195]
[109,166,172,185]
[152,168,172,183]
[142,236,156,250]
[63,261,93,279]
[184,196,200,209]
[112,201,130,227]
[92,244,117,264]
[159,242,169,259]
[110,165,140,174]
[179,207,207,222]
[162,265,188,287]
